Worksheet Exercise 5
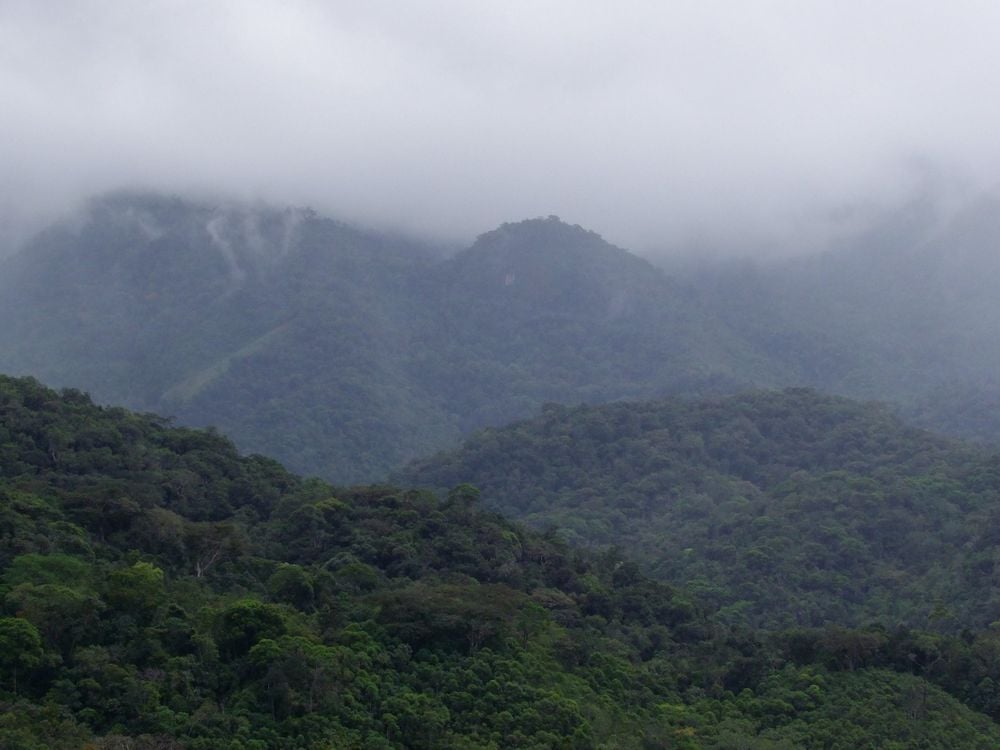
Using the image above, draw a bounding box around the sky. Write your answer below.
[3,0,1000,256]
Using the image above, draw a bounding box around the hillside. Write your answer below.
[682,191,1000,438]
[3,375,1000,748]
[6,191,1000,485]
[419,217,774,430]
[0,193,454,481]
[0,195,773,482]
[397,389,1000,631]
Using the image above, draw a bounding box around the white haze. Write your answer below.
[3,0,1000,256]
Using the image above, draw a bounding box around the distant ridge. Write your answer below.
[398,388,1000,631]
[6,189,1000,481]
[0,195,771,481]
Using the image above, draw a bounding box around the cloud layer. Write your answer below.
[4,1,1000,255]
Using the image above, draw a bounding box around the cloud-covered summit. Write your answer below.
[4,1,1000,256]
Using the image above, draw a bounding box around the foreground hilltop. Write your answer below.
[2,374,999,748]
[398,388,1000,631]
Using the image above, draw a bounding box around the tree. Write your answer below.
[214,599,288,659]
[0,616,45,695]
[5,583,104,655]
[104,562,166,621]
[183,522,244,578]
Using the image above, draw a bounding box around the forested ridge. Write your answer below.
[8,192,1000,484]
[0,196,762,483]
[398,389,1000,631]
[3,375,1000,748]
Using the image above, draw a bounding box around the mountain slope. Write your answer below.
[397,389,1000,631]
[7,189,1000,483]
[0,196,775,481]
[420,217,777,430]
[684,191,1000,437]
[0,193,456,480]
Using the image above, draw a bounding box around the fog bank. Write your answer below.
[3,1,1000,256]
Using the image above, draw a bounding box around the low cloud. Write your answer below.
[3,1,1000,256]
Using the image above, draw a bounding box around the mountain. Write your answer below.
[420,217,775,430]
[2,374,999,748]
[6,188,1000,484]
[682,191,1000,439]
[0,194,773,482]
[397,389,1000,631]
[0,193,455,481]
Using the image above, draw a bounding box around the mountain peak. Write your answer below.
[470,215,613,257]
[441,216,670,319]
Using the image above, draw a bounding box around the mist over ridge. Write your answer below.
[3,186,1000,485]
[5,2,1000,258]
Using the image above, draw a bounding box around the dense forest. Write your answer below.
[398,389,1000,631]
[9,2,1000,747]
[5,192,1000,483]
[4,192,1000,747]
[3,375,1000,748]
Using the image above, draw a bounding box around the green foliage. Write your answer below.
[0,616,44,694]
[3,553,92,588]
[399,389,1000,631]
[0,375,998,748]
[104,561,166,616]
[214,600,289,659]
